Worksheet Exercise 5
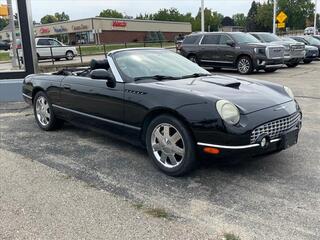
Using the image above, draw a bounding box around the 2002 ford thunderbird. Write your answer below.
[22,48,302,176]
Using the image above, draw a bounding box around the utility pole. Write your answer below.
[273,0,277,34]
[201,0,205,33]
[315,0,318,34]
[7,0,17,68]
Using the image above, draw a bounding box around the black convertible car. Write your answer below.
[22,48,302,176]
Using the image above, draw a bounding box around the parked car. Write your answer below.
[22,48,302,176]
[313,35,320,41]
[284,37,319,64]
[0,40,10,51]
[290,35,320,53]
[180,32,285,74]
[250,32,305,68]
[18,37,78,62]
[304,27,319,35]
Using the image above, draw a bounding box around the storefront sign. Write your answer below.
[72,24,89,31]
[53,26,68,33]
[112,21,127,28]
[39,27,50,34]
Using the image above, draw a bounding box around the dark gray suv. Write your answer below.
[180,32,285,74]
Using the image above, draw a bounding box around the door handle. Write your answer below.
[63,84,71,90]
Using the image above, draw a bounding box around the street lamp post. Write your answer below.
[273,0,277,34]
[315,0,318,34]
[7,0,18,68]
[201,0,204,33]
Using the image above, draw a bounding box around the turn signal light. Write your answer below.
[203,147,220,155]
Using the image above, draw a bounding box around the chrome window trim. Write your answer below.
[197,138,280,150]
[107,55,124,83]
[52,104,141,131]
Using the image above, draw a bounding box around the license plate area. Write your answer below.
[280,129,299,149]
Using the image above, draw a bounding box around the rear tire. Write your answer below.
[33,91,63,131]
[146,115,197,176]
[66,51,74,60]
[237,56,253,74]
[264,68,278,73]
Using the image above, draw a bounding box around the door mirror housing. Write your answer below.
[90,69,116,88]
[226,40,236,47]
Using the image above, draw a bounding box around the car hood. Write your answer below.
[305,45,319,51]
[244,42,283,48]
[149,75,291,114]
[267,40,305,47]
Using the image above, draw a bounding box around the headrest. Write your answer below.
[90,59,110,70]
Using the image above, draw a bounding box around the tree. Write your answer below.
[232,13,247,27]
[98,9,124,18]
[40,15,58,24]
[256,1,273,31]
[277,0,315,30]
[0,18,8,31]
[221,16,235,26]
[54,12,69,22]
[246,1,259,31]
[192,8,223,32]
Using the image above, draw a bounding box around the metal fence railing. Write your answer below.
[16,40,176,67]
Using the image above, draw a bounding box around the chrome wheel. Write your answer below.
[66,51,74,60]
[35,96,51,126]
[188,55,197,63]
[238,58,251,74]
[151,123,185,168]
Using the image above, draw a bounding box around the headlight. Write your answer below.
[254,47,266,55]
[284,86,294,99]
[216,100,240,125]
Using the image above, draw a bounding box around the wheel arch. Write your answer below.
[140,107,196,146]
[31,87,45,103]
[235,53,253,65]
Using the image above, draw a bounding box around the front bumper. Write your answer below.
[254,58,284,70]
[197,125,301,159]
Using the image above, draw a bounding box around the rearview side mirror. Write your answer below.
[91,69,116,88]
[226,40,236,47]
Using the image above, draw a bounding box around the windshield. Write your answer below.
[113,50,210,81]
[305,36,320,45]
[258,33,282,42]
[231,33,261,44]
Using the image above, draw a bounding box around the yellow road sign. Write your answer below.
[277,11,288,23]
[0,5,8,17]
[277,23,286,29]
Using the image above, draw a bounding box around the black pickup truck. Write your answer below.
[180,32,285,74]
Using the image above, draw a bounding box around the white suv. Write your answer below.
[17,38,78,61]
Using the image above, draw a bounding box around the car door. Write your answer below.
[57,65,125,134]
[48,39,65,57]
[198,34,220,66]
[216,34,237,67]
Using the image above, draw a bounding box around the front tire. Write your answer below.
[187,54,198,64]
[237,56,253,74]
[286,62,299,68]
[146,115,197,176]
[303,59,312,64]
[264,68,278,73]
[33,91,63,131]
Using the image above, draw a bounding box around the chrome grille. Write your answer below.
[290,44,305,58]
[250,112,301,144]
[267,47,284,59]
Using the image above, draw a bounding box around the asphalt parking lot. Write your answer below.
[1,62,320,239]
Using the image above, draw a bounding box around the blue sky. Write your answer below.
[29,0,260,21]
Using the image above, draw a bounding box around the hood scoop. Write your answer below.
[201,77,241,89]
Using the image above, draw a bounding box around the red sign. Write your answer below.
[112,21,127,28]
[40,27,50,34]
